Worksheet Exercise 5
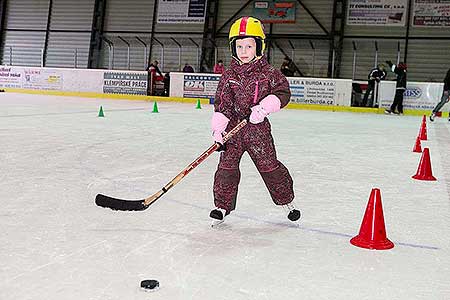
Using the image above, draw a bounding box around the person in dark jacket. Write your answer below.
[209,16,300,226]
[429,68,450,122]
[182,63,195,73]
[384,61,407,115]
[280,56,295,77]
[362,64,387,107]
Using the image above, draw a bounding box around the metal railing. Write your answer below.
[0,39,405,79]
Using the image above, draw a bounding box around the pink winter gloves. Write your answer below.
[211,112,230,144]
[249,94,281,124]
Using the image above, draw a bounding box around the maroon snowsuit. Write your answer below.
[213,56,294,212]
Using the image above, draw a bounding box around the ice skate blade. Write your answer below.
[140,286,160,293]
[211,219,225,227]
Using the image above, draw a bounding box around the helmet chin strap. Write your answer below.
[233,55,261,65]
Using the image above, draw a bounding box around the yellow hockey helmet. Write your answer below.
[229,16,266,61]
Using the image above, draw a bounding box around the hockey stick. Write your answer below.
[95,119,247,211]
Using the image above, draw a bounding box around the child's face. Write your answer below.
[236,38,257,64]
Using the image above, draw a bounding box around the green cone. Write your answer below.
[152,102,159,113]
[195,99,202,109]
[98,106,104,117]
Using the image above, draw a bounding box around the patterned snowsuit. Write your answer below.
[213,56,294,212]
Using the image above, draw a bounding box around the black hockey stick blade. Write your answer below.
[95,119,248,213]
[95,194,150,211]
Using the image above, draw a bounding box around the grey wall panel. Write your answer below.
[44,0,94,68]
[272,0,331,35]
[104,0,153,32]
[101,0,204,70]
[1,31,46,66]
[409,26,450,38]
[216,0,331,36]
[116,38,152,71]
[50,0,94,31]
[46,32,91,68]
[179,46,201,71]
[104,0,203,33]
[99,33,203,72]
[148,36,203,72]
[345,24,406,37]
[406,40,450,82]
[340,39,405,80]
[5,0,49,30]
[215,38,231,67]
[269,40,330,77]
[290,40,330,77]
[216,0,254,35]
[100,35,151,70]
[154,23,204,33]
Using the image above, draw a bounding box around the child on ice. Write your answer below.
[209,16,300,226]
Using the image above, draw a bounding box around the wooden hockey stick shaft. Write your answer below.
[143,118,247,206]
[95,119,247,211]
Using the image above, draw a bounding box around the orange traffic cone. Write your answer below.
[422,114,426,125]
[412,148,437,181]
[350,188,394,250]
[418,119,427,141]
[412,136,422,153]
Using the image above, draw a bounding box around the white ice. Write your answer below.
[1,93,450,300]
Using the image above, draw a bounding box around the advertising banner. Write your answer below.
[0,67,22,88]
[413,0,450,27]
[183,74,220,103]
[157,0,207,24]
[253,1,296,23]
[289,78,335,105]
[347,0,407,26]
[379,81,444,110]
[23,68,63,91]
[103,72,148,95]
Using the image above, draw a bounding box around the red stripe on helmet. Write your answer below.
[239,17,249,36]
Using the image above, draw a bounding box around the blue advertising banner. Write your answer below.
[183,74,220,104]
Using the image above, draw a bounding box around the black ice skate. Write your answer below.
[210,208,228,227]
[284,202,301,222]
[430,113,435,122]
[384,109,393,115]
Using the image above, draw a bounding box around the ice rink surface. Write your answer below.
[1,93,450,300]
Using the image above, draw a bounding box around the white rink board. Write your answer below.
[379,81,446,110]
[170,72,353,106]
[0,66,148,95]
